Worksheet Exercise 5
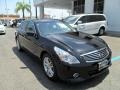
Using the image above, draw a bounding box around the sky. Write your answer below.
[0,0,69,19]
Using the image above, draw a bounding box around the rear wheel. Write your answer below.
[42,53,58,81]
[98,28,105,36]
[16,39,22,51]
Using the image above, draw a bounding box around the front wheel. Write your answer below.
[42,54,58,81]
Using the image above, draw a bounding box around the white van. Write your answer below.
[63,14,107,35]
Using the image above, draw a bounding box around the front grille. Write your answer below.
[80,48,109,62]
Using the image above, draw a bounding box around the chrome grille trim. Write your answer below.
[80,48,109,62]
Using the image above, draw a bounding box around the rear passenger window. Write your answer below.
[87,15,96,22]
[96,15,106,21]
[86,15,106,23]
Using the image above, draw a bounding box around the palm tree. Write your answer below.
[15,1,31,18]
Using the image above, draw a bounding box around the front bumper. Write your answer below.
[55,57,111,81]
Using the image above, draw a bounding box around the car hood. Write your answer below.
[0,25,4,28]
[46,32,107,54]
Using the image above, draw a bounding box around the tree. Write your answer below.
[15,1,31,18]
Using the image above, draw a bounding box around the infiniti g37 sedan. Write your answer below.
[15,19,112,81]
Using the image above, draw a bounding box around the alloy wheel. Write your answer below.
[43,57,55,78]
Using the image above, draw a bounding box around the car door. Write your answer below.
[95,15,106,31]
[77,15,98,34]
[85,15,99,34]
[77,16,88,33]
[18,21,28,48]
[25,21,42,57]
[77,16,93,34]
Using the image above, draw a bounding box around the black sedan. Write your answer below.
[15,19,112,81]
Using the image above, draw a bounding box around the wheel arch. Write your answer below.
[100,26,105,30]
[40,51,49,60]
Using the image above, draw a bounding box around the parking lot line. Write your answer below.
[112,56,120,62]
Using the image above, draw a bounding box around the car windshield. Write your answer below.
[36,21,76,35]
[63,16,79,24]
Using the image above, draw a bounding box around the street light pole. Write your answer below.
[5,0,7,16]
[5,0,9,25]
[29,0,32,18]
[35,6,37,19]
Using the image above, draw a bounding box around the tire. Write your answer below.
[42,53,58,81]
[16,38,22,51]
[98,28,105,36]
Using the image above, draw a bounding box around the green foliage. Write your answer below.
[15,1,31,18]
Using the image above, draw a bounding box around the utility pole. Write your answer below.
[0,0,5,22]
[5,0,9,25]
[5,0,8,18]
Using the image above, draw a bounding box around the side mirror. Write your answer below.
[72,25,77,30]
[77,21,82,25]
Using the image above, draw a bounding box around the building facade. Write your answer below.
[0,14,20,21]
[34,0,120,31]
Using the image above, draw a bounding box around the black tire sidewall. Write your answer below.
[16,38,22,51]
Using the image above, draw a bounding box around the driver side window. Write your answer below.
[26,21,36,34]
[79,16,87,23]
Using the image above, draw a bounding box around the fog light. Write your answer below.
[73,73,80,78]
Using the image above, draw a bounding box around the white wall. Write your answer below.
[85,0,94,13]
[104,0,120,31]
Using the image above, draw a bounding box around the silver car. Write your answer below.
[63,14,108,35]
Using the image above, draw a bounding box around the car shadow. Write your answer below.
[12,47,109,90]
[0,33,6,35]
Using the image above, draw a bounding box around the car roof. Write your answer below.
[71,13,105,17]
[25,19,60,23]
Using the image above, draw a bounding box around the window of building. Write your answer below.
[94,0,104,13]
[74,0,85,14]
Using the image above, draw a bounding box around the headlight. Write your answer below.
[54,47,80,64]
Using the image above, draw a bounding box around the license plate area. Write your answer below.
[98,60,109,71]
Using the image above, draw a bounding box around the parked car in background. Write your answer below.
[15,19,111,81]
[16,19,25,27]
[63,14,107,35]
[10,20,17,27]
[10,19,25,28]
[2,20,10,26]
[0,21,6,34]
